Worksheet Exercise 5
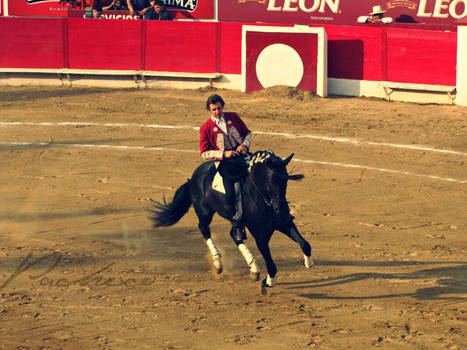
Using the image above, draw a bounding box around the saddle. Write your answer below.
[218,155,249,181]
[212,155,249,193]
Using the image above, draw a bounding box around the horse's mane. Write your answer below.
[248,150,304,181]
[248,150,280,173]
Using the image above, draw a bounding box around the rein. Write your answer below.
[248,173,273,208]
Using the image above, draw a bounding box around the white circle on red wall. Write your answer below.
[256,43,304,88]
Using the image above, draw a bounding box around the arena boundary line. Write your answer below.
[1,141,465,185]
[1,121,465,157]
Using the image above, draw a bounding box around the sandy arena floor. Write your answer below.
[0,86,466,349]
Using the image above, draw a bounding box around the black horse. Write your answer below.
[150,150,313,289]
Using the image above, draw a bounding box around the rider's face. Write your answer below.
[209,102,223,119]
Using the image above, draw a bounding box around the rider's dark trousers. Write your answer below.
[222,178,235,205]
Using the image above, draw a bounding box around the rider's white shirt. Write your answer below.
[215,115,227,135]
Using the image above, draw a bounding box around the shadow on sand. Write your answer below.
[279,262,467,302]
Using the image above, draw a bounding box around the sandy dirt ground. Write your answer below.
[0,86,466,350]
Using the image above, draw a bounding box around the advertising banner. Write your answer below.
[5,0,213,19]
[219,0,467,27]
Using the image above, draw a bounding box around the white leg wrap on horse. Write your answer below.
[206,238,221,257]
[238,243,259,273]
[206,238,222,270]
[266,275,274,287]
[304,254,314,268]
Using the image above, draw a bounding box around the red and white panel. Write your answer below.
[242,26,327,96]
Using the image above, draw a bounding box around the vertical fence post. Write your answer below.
[457,26,467,106]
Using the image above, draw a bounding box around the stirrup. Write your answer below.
[232,210,242,223]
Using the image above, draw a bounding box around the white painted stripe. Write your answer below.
[0,121,465,157]
[0,142,198,153]
[1,142,465,184]
[254,131,467,157]
[0,121,198,130]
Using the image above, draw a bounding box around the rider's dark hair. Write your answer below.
[206,94,225,110]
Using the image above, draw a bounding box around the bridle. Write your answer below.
[247,151,289,216]
[248,172,274,208]
[248,167,287,216]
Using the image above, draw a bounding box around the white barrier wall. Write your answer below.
[457,26,467,106]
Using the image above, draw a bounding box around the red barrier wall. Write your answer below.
[0,17,458,86]
[67,18,142,70]
[0,17,66,69]
[322,25,386,81]
[314,24,457,85]
[386,28,457,85]
[145,22,218,73]
[215,22,457,86]
[218,22,245,75]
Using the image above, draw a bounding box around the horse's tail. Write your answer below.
[150,180,192,227]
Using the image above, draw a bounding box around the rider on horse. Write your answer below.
[199,94,251,241]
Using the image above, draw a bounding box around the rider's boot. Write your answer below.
[232,182,246,241]
[223,178,235,215]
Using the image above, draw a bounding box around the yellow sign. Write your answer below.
[386,1,417,10]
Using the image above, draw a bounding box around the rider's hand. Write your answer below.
[224,150,239,158]
[236,144,248,154]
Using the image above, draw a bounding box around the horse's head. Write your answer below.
[248,151,303,218]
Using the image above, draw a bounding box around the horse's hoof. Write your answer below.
[260,277,272,295]
[303,255,314,268]
[261,279,268,295]
[250,271,260,281]
[261,276,274,287]
[213,259,223,274]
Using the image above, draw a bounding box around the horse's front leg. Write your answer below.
[195,206,223,274]
[229,227,260,281]
[253,232,277,290]
[205,237,222,273]
[279,220,313,268]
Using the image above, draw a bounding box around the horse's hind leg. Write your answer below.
[194,205,222,274]
[229,228,260,281]
[280,221,313,268]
